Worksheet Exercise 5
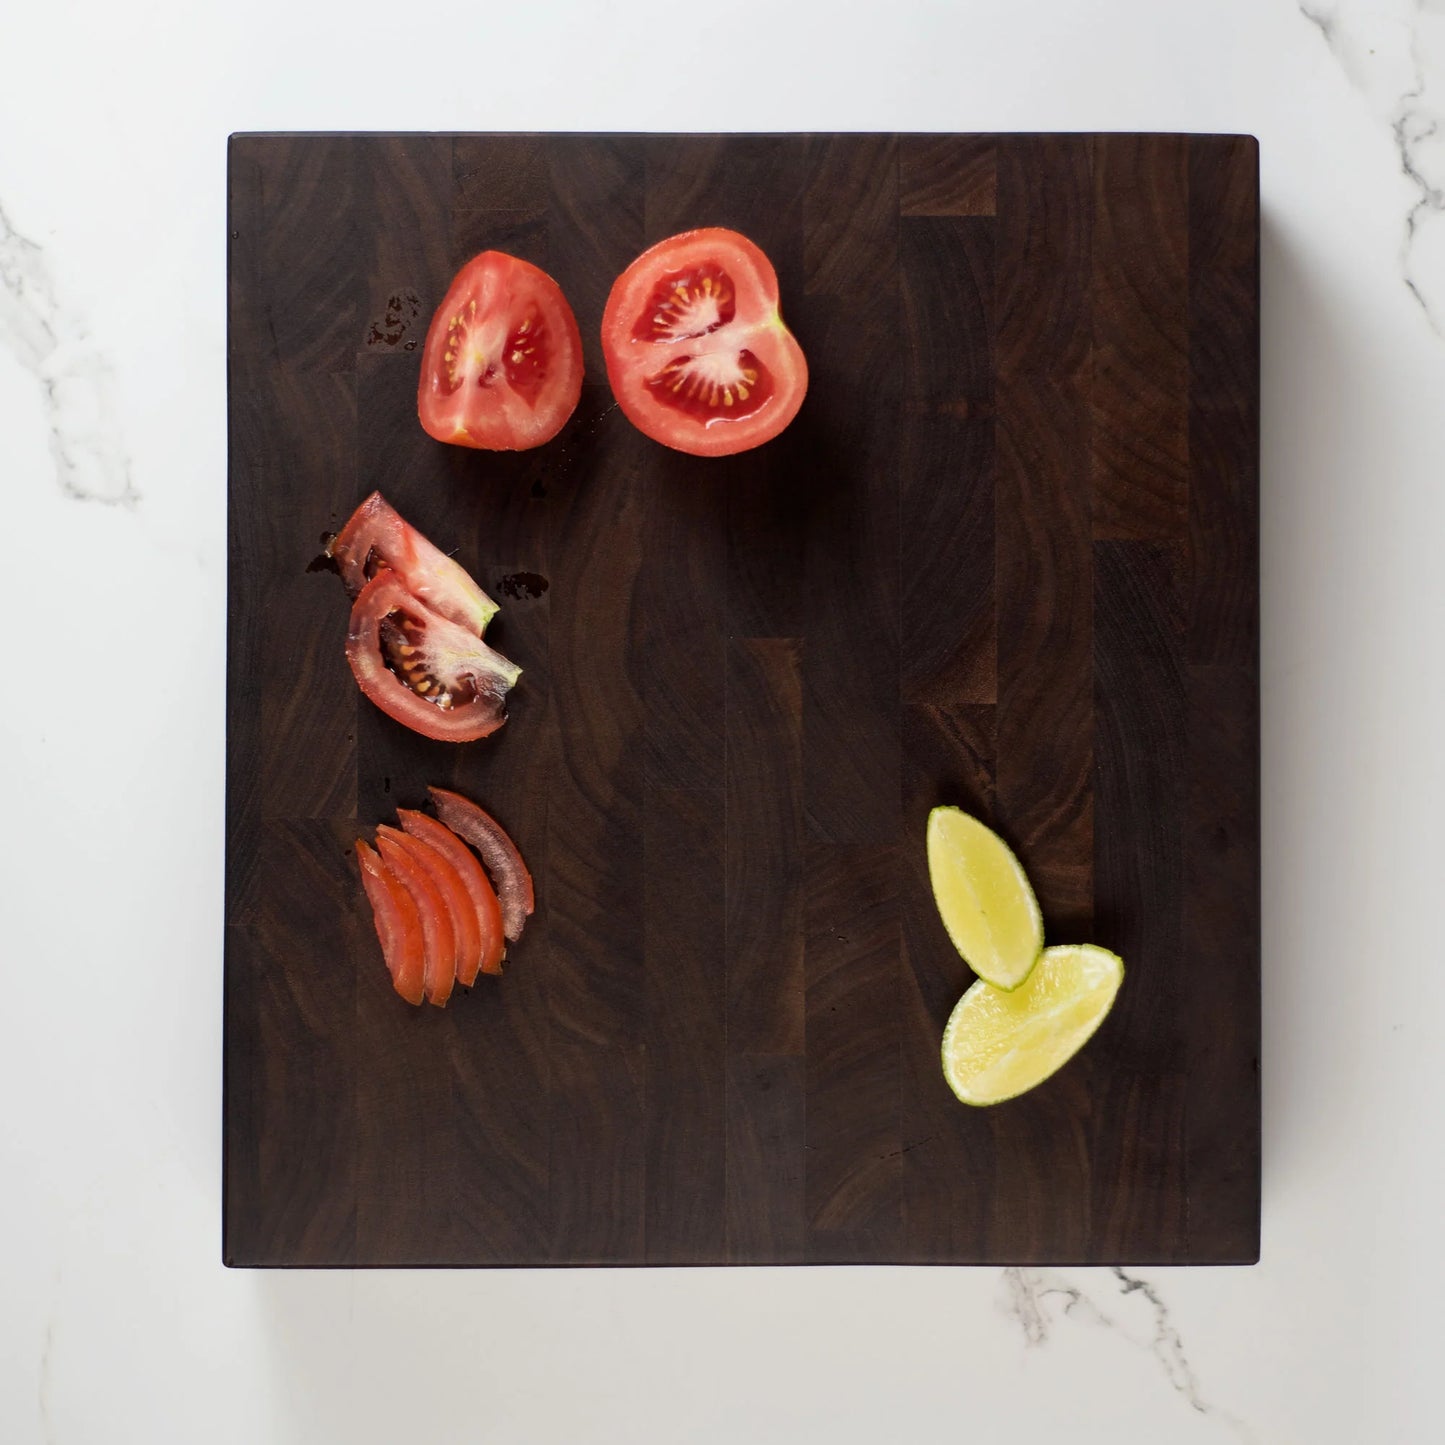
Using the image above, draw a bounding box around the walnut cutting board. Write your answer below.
[224,133,1260,1266]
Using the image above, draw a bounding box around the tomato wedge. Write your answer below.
[376,832,456,1006]
[377,825,481,987]
[355,840,426,1005]
[397,809,505,980]
[428,787,535,942]
[346,572,520,743]
[601,228,808,457]
[418,250,584,451]
[328,491,498,636]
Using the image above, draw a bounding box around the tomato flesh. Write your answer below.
[397,809,506,980]
[630,263,737,342]
[418,251,584,452]
[429,787,535,943]
[601,228,808,458]
[377,825,481,987]
[355,840,426,1006]
[376,832,456,1006]
[645,348,775,422]
[346,572,520,743]
[329,491,497,636]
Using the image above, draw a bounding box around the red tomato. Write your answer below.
[328,491,498,636]
[600,228,808,457]
[429,787,535,942]
[418,251,584,451]
[355,840,426,1005]
[376,832,456,1006]
[397,809,505,980]
[377,825,481,986]
[345,572,521,743]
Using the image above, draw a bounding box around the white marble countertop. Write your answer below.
[3,1,1442,1441]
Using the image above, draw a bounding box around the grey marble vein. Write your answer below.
[1001,1267,1257,1441]
[0,197,137,506]
[1110,1267,1209,1412]
[1299,0,1445,333]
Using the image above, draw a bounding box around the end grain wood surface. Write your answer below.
[225,133,1260,1267]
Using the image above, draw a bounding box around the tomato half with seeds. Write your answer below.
[397,809,505,981]
[355,840,426,1005]
[600,228,808,458]
[345,572,521,743]
[328,491,498,636]
[418,251,584,451]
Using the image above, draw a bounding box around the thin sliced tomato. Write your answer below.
[397,809,505,980]
[418,250,584,451]
[376,832,456,1006]
[601,228,808,457]
[355,840,426,1005]
[328,491,498,636]
[346,572,520,743]
[429,787,535,942]
[377,825,481,987]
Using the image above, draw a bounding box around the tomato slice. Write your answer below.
[346,572,521,743]
[328,491,498,636]
[428,787,535,942]
[355,840,426,1005]
[397,809,506,980]
[377,825,481,986]
[418,250,584,451]
[376,832,456,1006]
[600,228,808,457]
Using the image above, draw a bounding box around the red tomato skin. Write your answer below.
[355,840,426,1005]
[428,787,535,943]
[397,810,506,980]
[376,833,457,1006]
[377,825,482,986]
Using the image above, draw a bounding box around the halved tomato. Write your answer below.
[418,250,584,451]
[376,832,456,1006]
[397,809,505,980]
[377,825,481,986]
[355,840,426,1006]
[328,491,498,636]
[346,572,521,743]
[429,787,535,942]
[600,228,808,457]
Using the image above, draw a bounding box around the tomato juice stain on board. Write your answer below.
[497,572,549,600]
[366,290,422,348]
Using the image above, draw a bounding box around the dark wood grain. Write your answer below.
[226,132,1260,1266]
[900,217,994,706]
[901,135,996,217]
[1089,540,1188,1257]
[725,638,805,1056]
[994,136,1096,939]
[643,784,726,1262]
[1090,135,1189,541]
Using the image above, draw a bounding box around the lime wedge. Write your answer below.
[941,944,1124,1106]
[926,806,1044,990]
